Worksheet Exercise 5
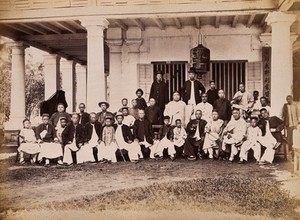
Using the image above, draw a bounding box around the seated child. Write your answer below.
[172,119,187,157]
[97,116,118,163]
[150,116,176,160]
[203,110,224,159]
[18,119,40,165]
[239,117,262,164]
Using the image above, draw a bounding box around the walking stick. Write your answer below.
[116,143,126,162]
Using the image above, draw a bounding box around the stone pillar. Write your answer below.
[106,28,123,112]
[61,59,75,113]
[43,53,61,99]
[80,17,109,112]
[76,64,87,109]
[4,42,28,130]
[266,12,296,116]
[122,39,142,103]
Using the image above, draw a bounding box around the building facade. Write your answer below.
[0,0,299,131]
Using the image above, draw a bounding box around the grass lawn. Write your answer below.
[0,146,299,220]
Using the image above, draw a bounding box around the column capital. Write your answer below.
[259,33,272,47]
[6,41,28,55]
[266,12,297,26]
[106,39,123,53]
[124,39,142,53]
[80,17,109,29]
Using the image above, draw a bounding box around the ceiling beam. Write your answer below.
[232,15,239,27]
[246,14,256,28]
[3,24,35,35]
[174,17,182,29]
[153,18,165,30]
[259,14,268,27]
[215,16,220,28]
[34,22,62,34]
[113,19,128,30]
[52,21,77,33]
[263,23,271,33]
[21,33,86,41]
[132,19,145,31]
[19,23,48,35]
[195,17,201,29]
[66,20,85,30]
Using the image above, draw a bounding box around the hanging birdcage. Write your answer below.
[190,43,210,74]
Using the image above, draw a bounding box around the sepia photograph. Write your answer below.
[0,0,300,219]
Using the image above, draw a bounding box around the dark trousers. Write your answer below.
[183,137,204,157]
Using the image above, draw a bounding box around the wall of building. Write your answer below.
[107,25,264,112]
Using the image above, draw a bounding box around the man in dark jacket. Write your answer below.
[77,112,102,163]
[184,110,207,160]
[133,109,154,158]
[207,80,219,105]
[114,112,142,162]
[97,101,115,126]
[213,89,232,125]
[149,71,169,114]
[257,108,285,164]
[78,103,90,125]
[145,98,162,125]
[62,113,84,165]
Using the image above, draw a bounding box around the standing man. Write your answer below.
[207,80,219,105]
[149,71,169,114]
[213,90,232,126]
[118,98,128,112]
[78,103,90,125]
[121,107,136,128]
[184,110,207,161]
[281,95,300,159]
[181,68,206,123]
[145,98,162,125]
[49,103,71,127]
[97,101,115,126]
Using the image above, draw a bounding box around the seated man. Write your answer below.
[257,108,284,165]
[203,110,224,159]
[78,112,102,164]
[164,91,186,126]
[184,110,207,161]
[56,117,68,144]
[114,112,142,163]
[150,116,176,160]
[221,109,247,163]
[36,113,63,167]
[62,113,84,165]
[193,93,213,122]
[133,109,154,159]
[98,116,118,163]
[231,83,254,117]
[129,99,139,120]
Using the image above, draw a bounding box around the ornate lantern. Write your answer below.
[190,43,210,77]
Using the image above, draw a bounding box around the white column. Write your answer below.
[106,38,123,112]
[43,53,61,99]
[76,64,87,109]
[4,42,27,130]
[122,39,142,102]
[80,17,109,112]
[61,59,75,113]
[266,12,296,116]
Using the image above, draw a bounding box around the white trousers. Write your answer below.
[239,141,261,161]
[38,142,63,161]
[97,142,118,162]
[63,143,79,165]
[222,136,240,161]
[77,143,96,164]
[150,137,176,158]
[258,135,276,163]
[117,141,142,161]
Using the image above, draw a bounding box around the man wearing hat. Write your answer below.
[97,101,115,126]
[150,115,176,160]
[114,112,143,163]
[149,71,169,114]
[181,68,206,124]
[121,107,135,128]
[36,113,63,167]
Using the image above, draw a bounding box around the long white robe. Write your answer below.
[239,126,262,161]
[164,100,186,126]
[203,119,224,158]
[77,124,97,164]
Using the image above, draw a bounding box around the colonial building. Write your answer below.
[0,0,299,131]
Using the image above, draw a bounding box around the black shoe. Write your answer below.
[238,160,244,164]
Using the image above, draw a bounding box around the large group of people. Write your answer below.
[17,68,299,166]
